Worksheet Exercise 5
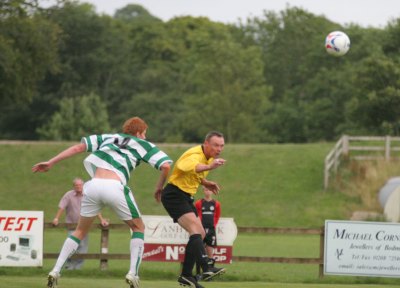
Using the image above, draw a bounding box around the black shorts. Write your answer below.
[204,227,217,247]
[161,183,198,222]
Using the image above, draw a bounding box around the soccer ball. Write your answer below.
[325,31,350,57]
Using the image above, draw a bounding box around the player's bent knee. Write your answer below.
[125,218,145,232]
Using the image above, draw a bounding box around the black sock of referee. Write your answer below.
[182,234,209,276]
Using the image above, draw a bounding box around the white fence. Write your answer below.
[324,135,400,190]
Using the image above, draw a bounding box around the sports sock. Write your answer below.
[52,235,80,273]
[129,232,144,276]
[182,234,209,276]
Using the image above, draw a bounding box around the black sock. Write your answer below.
[182,234,209,276]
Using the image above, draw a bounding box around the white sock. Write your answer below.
[53,236,80,273]
[129,235,144,276]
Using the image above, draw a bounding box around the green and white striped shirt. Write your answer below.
[81,133,172,185]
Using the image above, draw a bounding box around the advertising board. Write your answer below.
[142,216,237,263]
[325,220,400,277]
[0,210,44,267]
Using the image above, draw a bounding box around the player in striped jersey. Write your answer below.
[32,117,172,288]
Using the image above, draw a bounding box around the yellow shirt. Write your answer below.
[168,145,213,195]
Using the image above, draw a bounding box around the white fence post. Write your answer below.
[324,158,329,191]
[324,136,344,190]
[385,135,391,161]
[342,135,349,156]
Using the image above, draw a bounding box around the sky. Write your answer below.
[40,0,400,28]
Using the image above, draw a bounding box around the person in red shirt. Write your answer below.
[195,186,221,267]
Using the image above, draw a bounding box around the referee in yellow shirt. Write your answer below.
[159,131,226,288]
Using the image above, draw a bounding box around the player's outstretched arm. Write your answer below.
[32,143,86,173]
[195,158,226,173]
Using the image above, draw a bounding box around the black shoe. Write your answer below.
[207,258,215,268]
[195,274,202,282]
[178,275,204,288]
[202,266,226,281]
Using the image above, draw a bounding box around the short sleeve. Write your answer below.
[142,146,173,170]
[58,193,69,209]
[81,135,102,152]
[177,154,202,172]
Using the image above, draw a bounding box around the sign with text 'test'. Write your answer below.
[0,210,44,267]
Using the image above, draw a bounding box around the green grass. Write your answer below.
[3,225,400,285]
[1,142,361,227]
[4,276,400,288]
[2,141,396,285]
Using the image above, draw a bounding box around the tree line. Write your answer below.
[1,0,400,143]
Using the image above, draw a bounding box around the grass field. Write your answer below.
[3,276,400,288]
[2,142,399,286]
[6,230,394,286]
[1,142,362,227]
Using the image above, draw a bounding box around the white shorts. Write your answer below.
[81,178,141,220]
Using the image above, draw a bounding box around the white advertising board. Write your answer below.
[142,215,237,245]
[0,210,44,267]
[325,220,400,278]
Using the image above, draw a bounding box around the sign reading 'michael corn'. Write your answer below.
[325,220,400,278]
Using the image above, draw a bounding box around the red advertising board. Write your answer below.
[143,244,233,263]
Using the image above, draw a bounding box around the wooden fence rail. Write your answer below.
[324,135,400,190]
[44,223,325,278]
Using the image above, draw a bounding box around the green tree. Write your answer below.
[349,55,400,135]
[111,17,183,141]
[114,4,160,23]
[43,2,114,97]
[241,7,344,142]
[4,1,400,143]
[243,7,336,100]
[241,7,394,142]
[0,0,60,139]
[37,93,110,140]
[0,0,39,17]
[166,17,271,143]
[302,26,388,140]
[0,6,60,106]
[35,1,135,135]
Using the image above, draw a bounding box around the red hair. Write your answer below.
[122,117,148,136]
